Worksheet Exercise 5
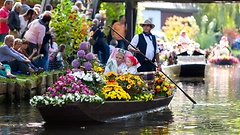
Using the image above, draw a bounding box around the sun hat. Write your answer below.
[140,19,155,28]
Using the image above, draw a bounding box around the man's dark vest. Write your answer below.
[135,33,157,64]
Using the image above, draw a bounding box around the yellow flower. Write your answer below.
[93,66,98,71]
[137,81,142,86]
[166,90,172,96]
[154,77,159,81]
[97,67,102,72]
[156,85,161,90]
[164,82,169,87]
[163,86,168,91]
[127,85,131,89]
[106,72,117,77]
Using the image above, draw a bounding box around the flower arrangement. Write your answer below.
[30,42,106,107]
[208,55,239,65]
[29,72,103,107]
[102,72,131,100]
[115,73,148,94]
[153,72,175,97]
[71,42,105,93]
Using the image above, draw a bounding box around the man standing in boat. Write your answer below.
[128,19,161,72]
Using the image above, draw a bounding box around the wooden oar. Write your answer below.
[109,25,197,104]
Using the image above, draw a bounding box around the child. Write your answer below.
[121,55,140,74]
[13,38,22,51]
[48,44,66,71]
[109,39,118,55]
[48,33,58,54]
[19,39,44,61]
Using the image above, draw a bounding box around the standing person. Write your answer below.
[90,18,109,64]
[107,19,117,45]
[178,30,190,49]
[75,1,86,13]
[7,2,22,38]
[0,0,13,43]
[19,8,36,38]
[128,19,161,72]
[24,11,52,58]
[19,0,30,15]
[112,15,127,49]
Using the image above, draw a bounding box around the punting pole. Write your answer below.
[108,25,197,104]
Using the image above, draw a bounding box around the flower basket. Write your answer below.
[152,72,175,97]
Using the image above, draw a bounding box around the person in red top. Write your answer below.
[0,0,14,43]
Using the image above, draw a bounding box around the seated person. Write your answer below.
[17,39,43,72]
[13,38,22,51]
[104,48,128,75]
[0,35,34,74]
[18,39,43,61]
[0,62,16,78]
[120,55,140,74]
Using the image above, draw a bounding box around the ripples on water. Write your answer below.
[0,65,240,135]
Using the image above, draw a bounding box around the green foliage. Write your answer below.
[194,3,240,31]
[51,0,89,59]
[100,2,125,35]
[232,49,240,55]
[195,16,221,49]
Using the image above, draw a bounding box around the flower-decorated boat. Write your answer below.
[30,42,175,123]
[208,56,239,65]
[36,94,174,123]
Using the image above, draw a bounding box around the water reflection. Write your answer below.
[0,65,239,134]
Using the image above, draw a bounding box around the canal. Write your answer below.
[0,65,239,135]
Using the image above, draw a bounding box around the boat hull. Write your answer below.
[162,64,206,78]
[211,59,236,65]
[37,95,174,123]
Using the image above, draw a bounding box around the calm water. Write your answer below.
[0,65,240,135]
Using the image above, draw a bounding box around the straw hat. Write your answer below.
[140,19,155,28]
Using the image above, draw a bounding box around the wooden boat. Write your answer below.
[162,54,207,78]
[37,94,174,123]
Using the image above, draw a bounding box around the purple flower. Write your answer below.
[71,59,80,68]
[72,68,81,72]
[77,50,86,58]
[85,53,94,61]
[79,42,88,50]
[84,62,92,71]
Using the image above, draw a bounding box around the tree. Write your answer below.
[194,3,240,31]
